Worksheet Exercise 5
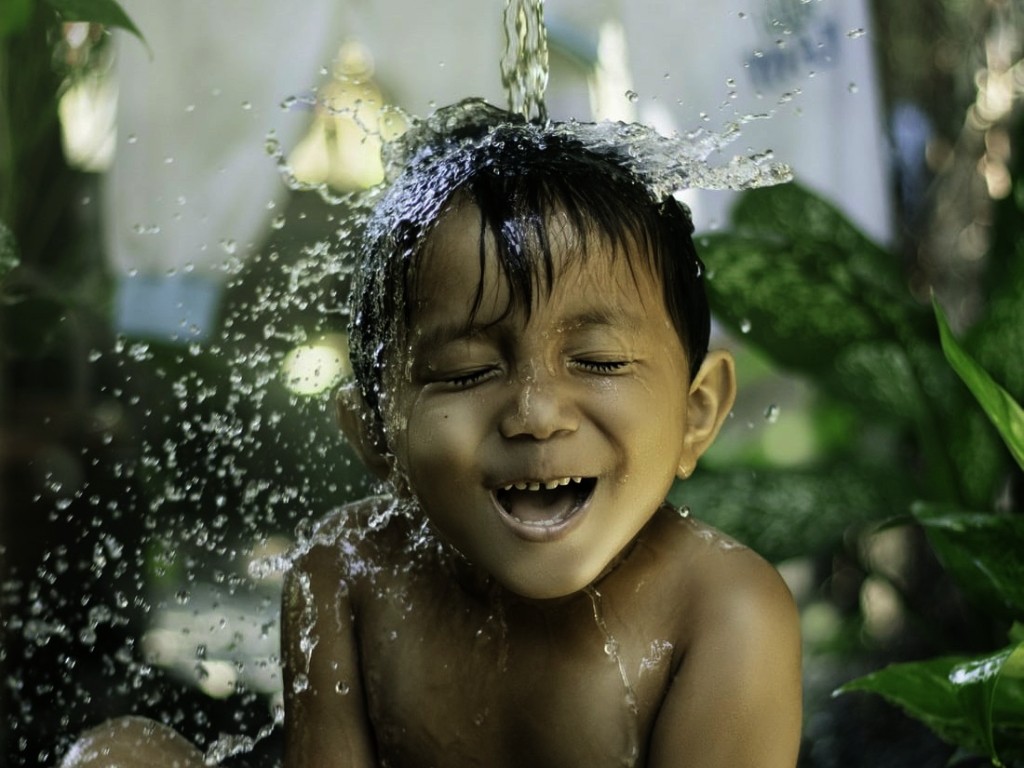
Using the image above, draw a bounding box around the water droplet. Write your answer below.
[126,134,138,144]
[335,681,350,695]
[271,215,286,230]
[739,318,752,334]
[678,505,691,518]
[765,404,780,424]
[625,90,639,103]
[847,27,866,39]
[220,239,238,255]
[241,101,253,111]
[848,82,860,94]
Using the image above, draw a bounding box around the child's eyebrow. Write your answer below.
[557,308,645,334]
[413,307,645,353]
[414,320,497,350]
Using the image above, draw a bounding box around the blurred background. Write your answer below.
[1,1,1022,766]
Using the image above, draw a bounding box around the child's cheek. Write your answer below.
[400,393,479,475]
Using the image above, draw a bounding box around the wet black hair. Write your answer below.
[348,100,710,429]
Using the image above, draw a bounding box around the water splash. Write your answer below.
[584,585,639,767]
[203,703,284,766]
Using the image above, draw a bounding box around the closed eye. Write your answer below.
[444,368,498,388]
[572,359,631,374]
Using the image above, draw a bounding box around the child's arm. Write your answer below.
[282,543,378,768]
[648,553,802,767]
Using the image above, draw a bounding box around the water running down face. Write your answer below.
[373,199,734,599]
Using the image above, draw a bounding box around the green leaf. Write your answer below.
[837,642,1024,764]
[701,184,930,404]
[913,504,1024,621]
[43,0,146,47]
[0,0,34,37]
[703,233,891,371]
[935,298,1024,471]
[726,183,915,325]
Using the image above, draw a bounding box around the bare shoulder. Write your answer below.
[643,509,802,767]
[645,507,796,625]
[285,495,408,598]
[690,517,795,621]
[281,498,390,768]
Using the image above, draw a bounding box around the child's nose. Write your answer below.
[498,369,579,440]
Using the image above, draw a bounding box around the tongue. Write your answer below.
[499,486,578,524]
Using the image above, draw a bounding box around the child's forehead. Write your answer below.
[419,196,654,275]
[407,199,664,331]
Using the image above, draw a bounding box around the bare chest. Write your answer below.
[357,580,678,768]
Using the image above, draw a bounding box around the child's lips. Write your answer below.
[490,477,596,542]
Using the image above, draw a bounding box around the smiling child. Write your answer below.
[56,100,800,768]
[281,101,802,767]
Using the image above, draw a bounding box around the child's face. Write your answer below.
[385,201,705,599]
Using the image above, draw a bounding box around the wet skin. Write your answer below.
[283,201,802,767]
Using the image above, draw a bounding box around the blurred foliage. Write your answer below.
[694,174,1024,763]
[837,307,1024,765]
[0,0,142,357]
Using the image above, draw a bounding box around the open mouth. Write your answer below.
[492,476,597,538]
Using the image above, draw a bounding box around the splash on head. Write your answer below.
[343,99,788,451]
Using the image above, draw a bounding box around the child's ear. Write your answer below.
[677,350,737,479]
[336,381,392,481]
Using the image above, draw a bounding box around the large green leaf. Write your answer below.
[716,183,919,330]
[701,184,931,415]
[43,0,146,45]
[703,233,893,371]
[913,503,1024,621]
[935,299,1024,471]
[838,642,1024,764]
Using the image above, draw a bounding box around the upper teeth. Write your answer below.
[502,477,583,492]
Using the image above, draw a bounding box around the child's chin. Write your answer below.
[496,564,607,601]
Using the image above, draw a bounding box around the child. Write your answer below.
[61,101,801,767]
[283,101,801,767]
